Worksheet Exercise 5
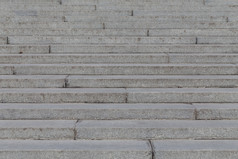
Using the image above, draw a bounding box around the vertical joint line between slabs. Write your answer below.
[148,140,155,159]
[195,37,198,44]
[74,120,81,140]
[6,37,9,44]
[64,75,70,88]
[125,88,128,103]
[147,30,150,37]
[49,45,51,53]
[203,0,206,5]
[194,108,198,120]
[131,10,134,16]
[12,66,16,75]
[103,23,106,29]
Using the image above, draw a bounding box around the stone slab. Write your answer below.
[127,88,238,103]
[0,103,195,120]
[194,103,238,120]
[0,75,66,88]
[8,36,196,44]
[67,75,238,88]
[50,45,238,53]
[0,140,151,159]
[0,88,127,103]
[77,120,238,140]
[10,64,238,75]
[0,54,169,64]
[0,120,75,140]
[153,140,238,159]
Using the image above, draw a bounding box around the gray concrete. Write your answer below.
[77,120,238,139]
[149,29,238,36]
[10,64,238,75]
[198,37,238,44]
[153,140,238,159]
[169,54,238,64]
[0,88,127,103]
[0,45,49,54]
[8,36,196,44]
[0,21,103,29]
[50,45,238,53]
[65,15,227,22]
[0,103,195,120]
[127,88,238,103]
[105,21,238,29]
[194,103,238,120]
[205,0,238,5]
[0,54,169,64]
[0,120,75,140]
[0,75,66,88]
[0,140,151,159]
[67,75,238,88]
[0,66,13,75]
[0,28,147,36]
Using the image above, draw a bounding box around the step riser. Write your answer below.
[76,120,238,140]
[0,29,147,36]
[1,54,238,64]
[0,88,238,103]
[8,36,196,45]
[0,104,195,120]
[0,140,151,159]
[153,140,238,159]
[7,65,237,75]
[50,45,238,53]
[1,103,238,120]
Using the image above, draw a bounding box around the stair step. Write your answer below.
[105,21,238,29]
[8,36,196,44]
[205,0,238,6]
[0,75,66,88]
[153,140,238,159]
[76,120,238,140]
[1,103,237,120]
[0,21,103,29]
[2,21,238,29]
[96,5,238,12]
[61,0,203,6]
[65,15,227,22]
[0,88,238,103]
[0,5,96,11]
[50,45,238,53]
[0,45,49,54]
[127,88,238,103]
[149,29,238,36]
[0,0,59,4]
[0,88,127,103]
[1,54,238,64]
[198,36,238,44]
[2,64,236,75]
[0,120,75,140]
[67,75,238,88]
[0,54,169,64]
[0,28,147,36]
[194,103,238,120]
[0,103,195,120]
[0,140,151,159]
[1,75,237,88]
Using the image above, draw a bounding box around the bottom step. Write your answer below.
[154,140,238,159]
[0,140,238,159]
[0,140,151,159]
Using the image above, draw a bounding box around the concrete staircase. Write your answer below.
[1,0,238,158]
